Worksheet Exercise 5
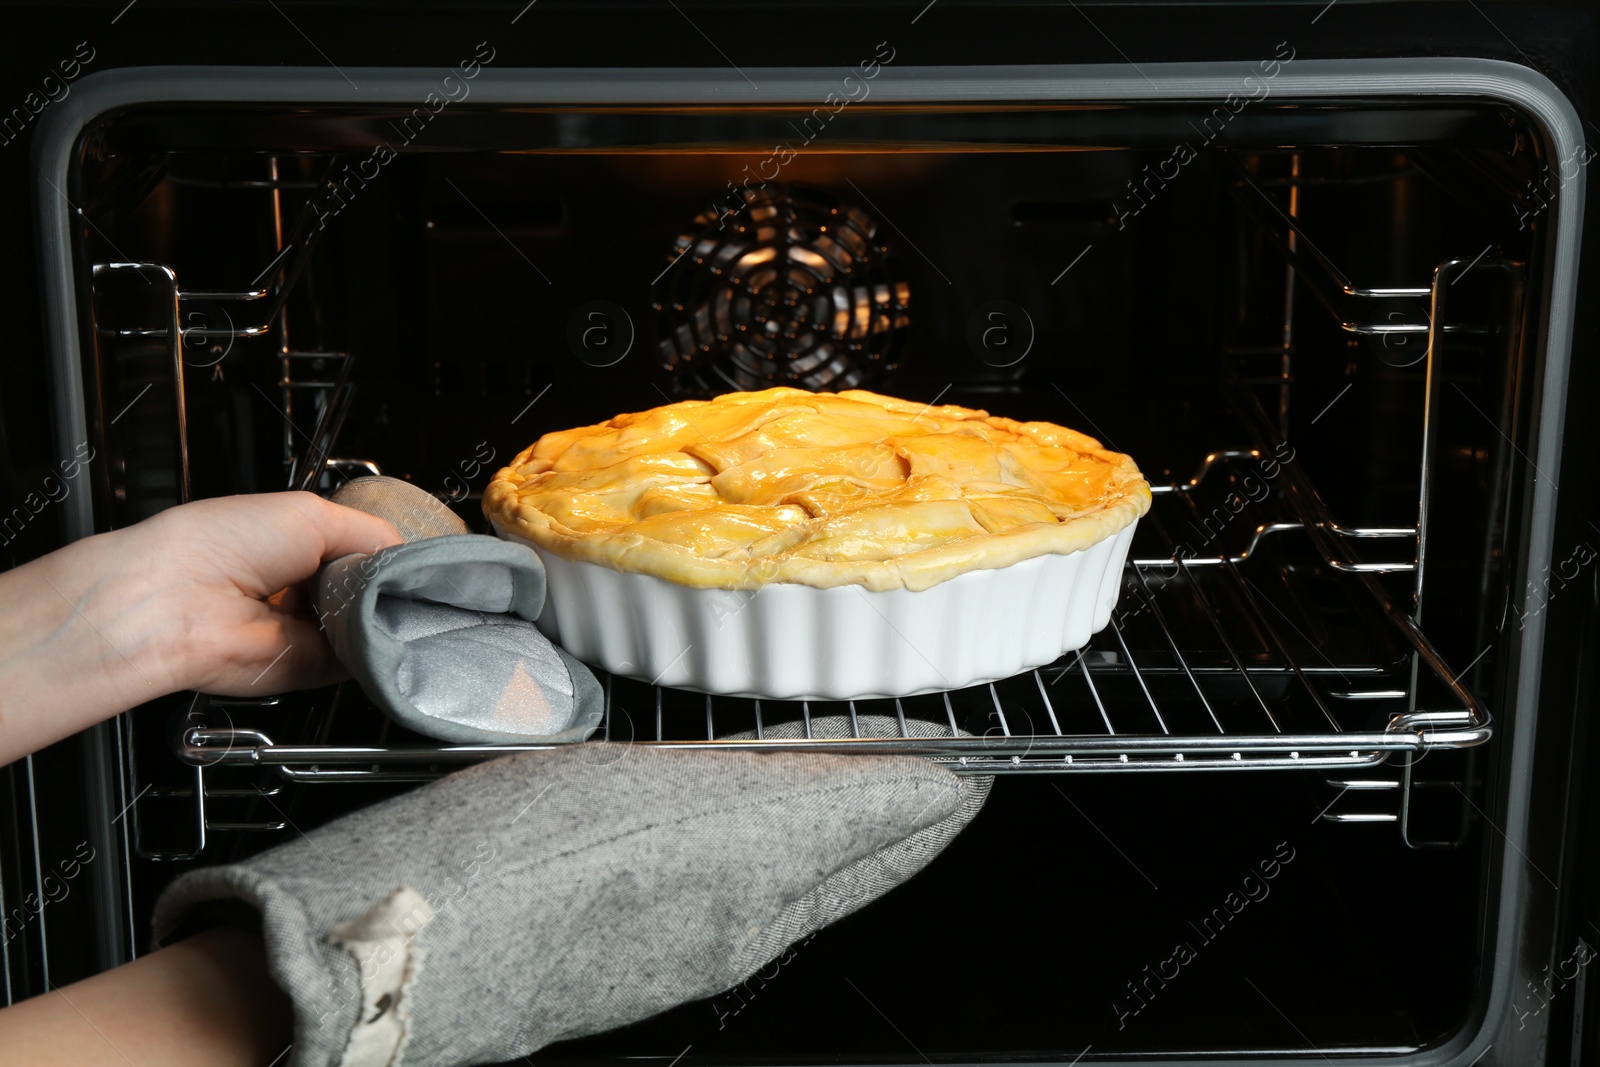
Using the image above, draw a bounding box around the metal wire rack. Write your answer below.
[170,446,1490,791]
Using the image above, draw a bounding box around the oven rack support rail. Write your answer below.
[172,447,1492,783]
[91,155,362,507]
[1222,154,1523,630]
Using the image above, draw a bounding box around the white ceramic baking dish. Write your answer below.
[493,522,1137,701]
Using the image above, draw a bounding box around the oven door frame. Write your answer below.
[28,57,1587,1066]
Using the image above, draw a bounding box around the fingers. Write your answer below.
[259,615,352,692]
[197,614,351,697]
[133,491,405,602]
[121,492,405,697]
[266,582,311,619]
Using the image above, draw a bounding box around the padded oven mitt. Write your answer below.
[312,475,603,744]
[152,716,992,1067]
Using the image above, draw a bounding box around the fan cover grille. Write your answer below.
[653,183,910,395]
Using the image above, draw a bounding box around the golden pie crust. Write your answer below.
[483,388,1151,593]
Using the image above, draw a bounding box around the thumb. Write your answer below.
[294,492,407,565]
[234,492,404,598]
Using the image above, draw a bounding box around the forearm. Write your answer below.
[0,527,179,765]
[0,926,294,1066]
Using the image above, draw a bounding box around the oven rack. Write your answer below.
[170,450,1491,790]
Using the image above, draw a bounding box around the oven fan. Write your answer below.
[652,183,910,395]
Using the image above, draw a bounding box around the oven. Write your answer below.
[3,3,1598,1065]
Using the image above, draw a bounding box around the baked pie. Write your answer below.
[483,388,1150,593]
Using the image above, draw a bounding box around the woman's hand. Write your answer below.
[0,491,401,765]
[128,492,403,694]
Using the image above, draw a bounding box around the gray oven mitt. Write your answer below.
[313,475,603,744]
[152,720,991,1067]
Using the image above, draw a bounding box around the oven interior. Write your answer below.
[3,91,1550,1061]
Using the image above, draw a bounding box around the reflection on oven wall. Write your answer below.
[3,35,1596,1067]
